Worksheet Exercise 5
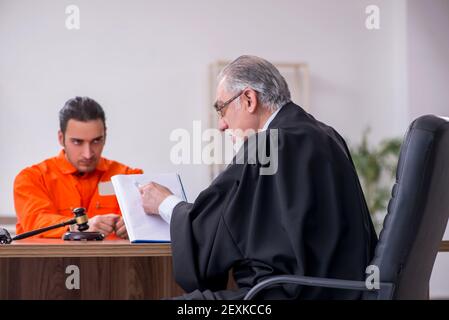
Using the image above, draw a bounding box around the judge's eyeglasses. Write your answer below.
[213,90,244,118]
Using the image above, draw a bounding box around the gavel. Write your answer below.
[0,208,104,244]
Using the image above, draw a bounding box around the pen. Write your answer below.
[134,182,144,189]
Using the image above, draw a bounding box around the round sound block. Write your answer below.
[63,231,104,241]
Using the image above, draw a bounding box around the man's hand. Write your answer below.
[115,217,128,239]
[140,182,173,215]
[86,214,120,237]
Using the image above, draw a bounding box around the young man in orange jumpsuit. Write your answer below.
[14,96,142,239]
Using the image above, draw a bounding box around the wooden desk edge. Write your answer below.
[2,241,448,257]
[439,240,449,252]
[0,242,173,258]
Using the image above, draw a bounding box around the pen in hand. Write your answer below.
[135,182,144,193]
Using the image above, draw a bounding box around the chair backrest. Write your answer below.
[365,115,449,299]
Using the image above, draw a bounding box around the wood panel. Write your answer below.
[0,239,184,299]
[0,256,184,299]
[439,240,449,252]
[0,239,172,257]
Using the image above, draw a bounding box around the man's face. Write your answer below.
[215,81,258,142]
[58,119,106,173]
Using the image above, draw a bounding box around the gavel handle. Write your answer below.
[12,218,77,241]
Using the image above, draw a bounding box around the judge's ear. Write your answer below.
[242,88,258,114]
[58,130,65,147]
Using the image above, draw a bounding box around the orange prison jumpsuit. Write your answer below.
[14,150,143,238]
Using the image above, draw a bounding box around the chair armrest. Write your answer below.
[243,275,395,300]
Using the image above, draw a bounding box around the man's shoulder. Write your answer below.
[14,155,57,184]
[273,108,346,149]
[267,121,331,150]
[265,113,351,166]
[100,157,143,175]
[272,102,343,138]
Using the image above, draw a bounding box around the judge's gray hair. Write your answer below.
[218,55,291,112]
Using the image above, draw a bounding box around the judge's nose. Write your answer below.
[218,118,229,132]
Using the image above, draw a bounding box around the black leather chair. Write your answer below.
[244,115,449,300]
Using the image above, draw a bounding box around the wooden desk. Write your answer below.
[0,239,184,299]
[1,237,448,300]
[440,240,449,252]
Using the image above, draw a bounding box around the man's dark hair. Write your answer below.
[59,96,106,134]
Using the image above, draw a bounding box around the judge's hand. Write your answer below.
[86,214,120,237]
[115,217,128,239]
[140,182,173,215]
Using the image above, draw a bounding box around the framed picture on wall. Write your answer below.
[208,60,310,180]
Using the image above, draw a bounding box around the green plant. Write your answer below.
[349,128,402,233]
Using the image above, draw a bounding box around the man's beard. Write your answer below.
[77,159,97,173]
[66,152,97,173]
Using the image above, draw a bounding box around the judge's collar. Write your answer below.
[260,105,284,131]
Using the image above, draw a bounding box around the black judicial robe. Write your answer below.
[170,102,378,299]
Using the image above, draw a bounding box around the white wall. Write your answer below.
[407,0,449,122]
[0,0,409,216]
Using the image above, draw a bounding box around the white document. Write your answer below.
[111,173,187,243]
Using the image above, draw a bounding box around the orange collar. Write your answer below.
[56,150,109,175]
